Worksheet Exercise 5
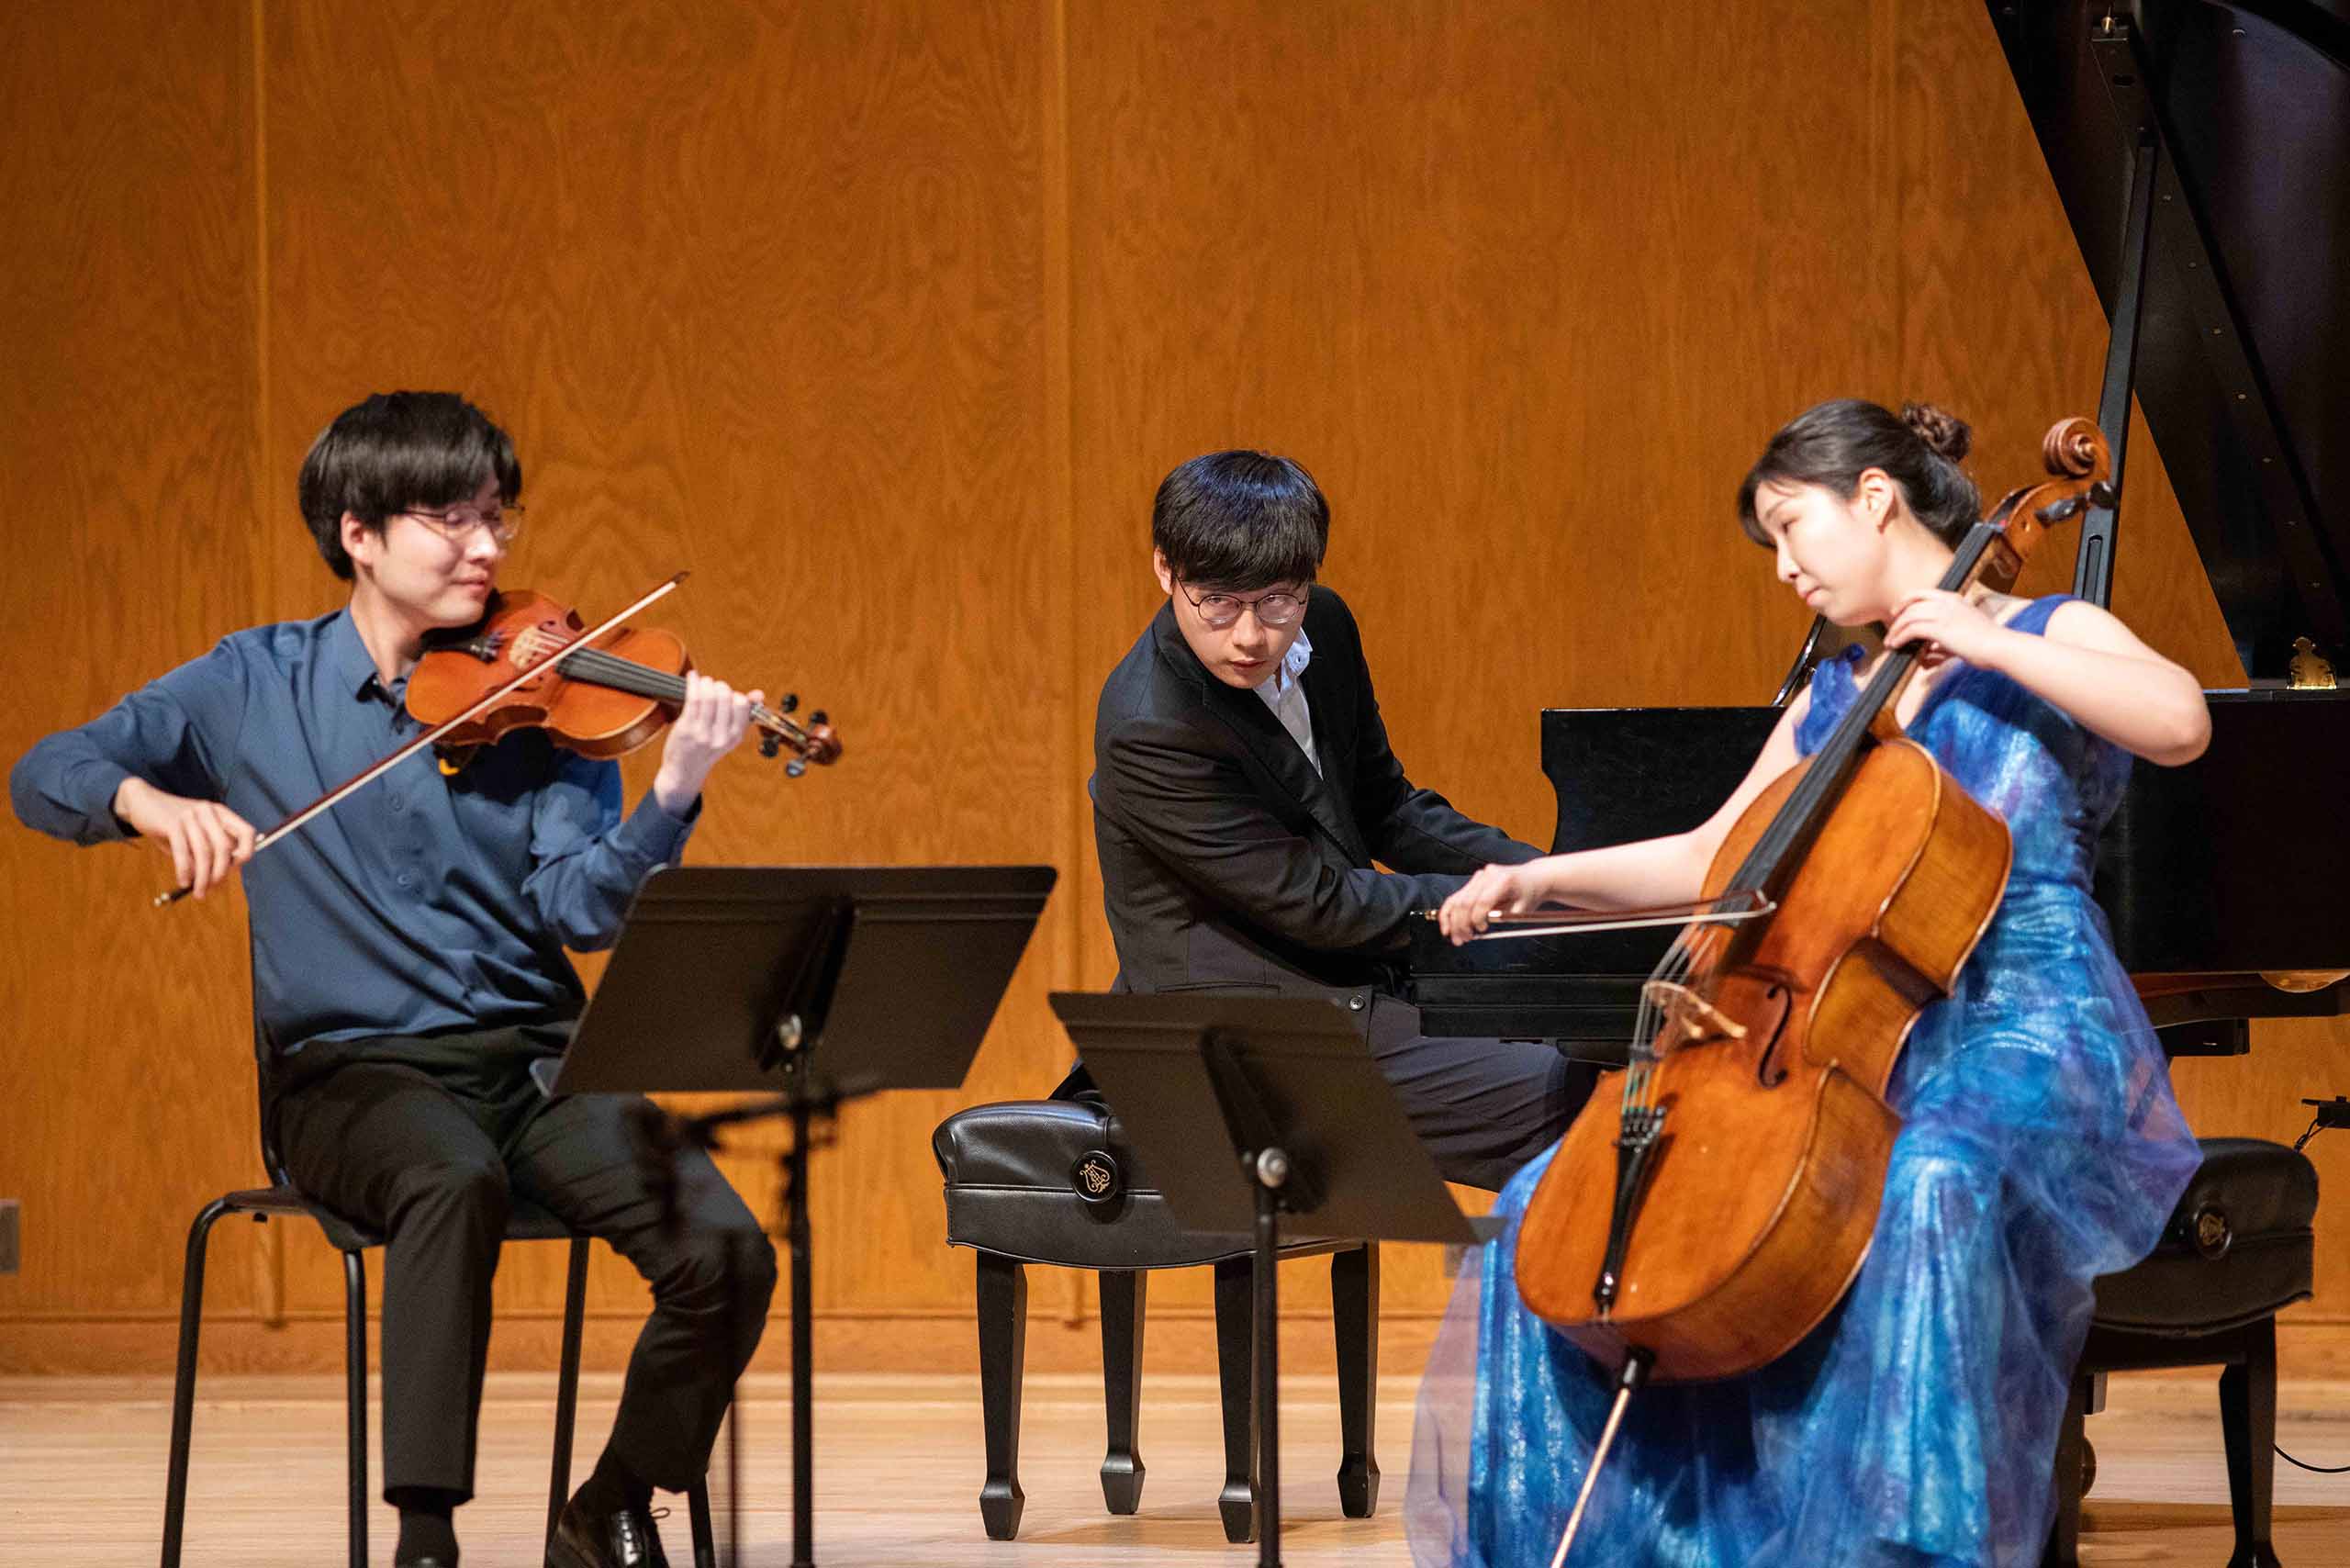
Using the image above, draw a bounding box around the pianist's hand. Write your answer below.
[1439,860,1558,945]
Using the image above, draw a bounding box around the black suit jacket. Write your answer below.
[1090,586,1542,1002]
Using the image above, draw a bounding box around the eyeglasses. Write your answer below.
[401,502,525,546]
[1177,581,1309,630]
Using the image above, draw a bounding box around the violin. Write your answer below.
[408,586,841,774]
[1501,420,2112,1558]
[154,572,839,905]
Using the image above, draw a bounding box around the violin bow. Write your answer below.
[152,572,688,908]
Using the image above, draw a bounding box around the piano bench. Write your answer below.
[2045,1136,2318,1568]
[933,1099,1378,1543]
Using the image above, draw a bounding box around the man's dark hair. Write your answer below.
[1151,450,1329,589]
[297,392,522,579]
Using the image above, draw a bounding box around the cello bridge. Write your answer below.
[1641,980,1748,1045]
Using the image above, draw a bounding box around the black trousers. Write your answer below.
[274,1024,778,1501]
[1360,995,1599,1192]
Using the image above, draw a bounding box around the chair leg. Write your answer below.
[688,1472,717,1568]
[1099,1269,1147,1514]
[161,1199,232,1568]
[548,1235,590,1547]
[1332,1243,1381,1518]
[2040,1370,2090,1568]
[344,1249,369,1568]
[2220,1317,2284,1568]
[976,1252,1028,1540]
[1213,1254,1257,1544]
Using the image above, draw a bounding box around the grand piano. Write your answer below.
[1410,0,2350,1062]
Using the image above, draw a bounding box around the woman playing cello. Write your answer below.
[1408,399,2207,1567]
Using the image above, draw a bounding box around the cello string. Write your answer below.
[1634,941,1695,1113]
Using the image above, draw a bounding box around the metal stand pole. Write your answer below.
[788,1094,816,1568]
[1251,1148,1288,1568]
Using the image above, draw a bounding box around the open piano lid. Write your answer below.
[1990,0,2350,678]
[1410,7,2350,1050]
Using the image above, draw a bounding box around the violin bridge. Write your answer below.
[509,627,564,670]
[1639,980,1748,1045]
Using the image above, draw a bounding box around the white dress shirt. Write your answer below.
[1252,628,1319,775]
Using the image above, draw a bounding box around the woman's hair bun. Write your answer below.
[1900,402,1972,464]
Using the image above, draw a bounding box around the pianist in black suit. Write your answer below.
[1063,449,1598,1191]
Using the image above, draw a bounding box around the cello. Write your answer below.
[1500,420,2114,1560]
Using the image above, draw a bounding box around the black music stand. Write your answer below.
[1048,992,1485,1568]
[554,865,1057,1568]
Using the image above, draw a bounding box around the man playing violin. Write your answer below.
[11,391,772,1568]
[1069,449,1598,1190]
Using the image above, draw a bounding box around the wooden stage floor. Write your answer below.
[4,1372,2348,1564]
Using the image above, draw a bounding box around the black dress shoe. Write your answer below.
[546,1497,670,1568]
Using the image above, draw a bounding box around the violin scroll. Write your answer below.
[753,692,843,778]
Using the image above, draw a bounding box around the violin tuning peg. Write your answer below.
[810,711,828,727]
[779,693,800,714]
[759,733,781,758]
[785,758,807,778]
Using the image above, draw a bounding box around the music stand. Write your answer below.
[1048,992,1484,1568]
[554,865,1056,1568]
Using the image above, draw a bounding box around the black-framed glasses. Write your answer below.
[400,502,524,546]
[1178,581,1308,630]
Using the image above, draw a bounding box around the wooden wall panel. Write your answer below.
[4,0,2338,1373]
[1060,0,2317,1331]
[0,3,263,1327]
[1062,0,1921,1319]
[254,0,1054,1327]
[2,0,1058,1367]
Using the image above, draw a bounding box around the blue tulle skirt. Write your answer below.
[1406,873,2199,1568]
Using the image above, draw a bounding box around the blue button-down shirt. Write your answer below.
[10,610,696,1052]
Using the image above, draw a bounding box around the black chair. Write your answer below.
[2045,1136,2320,1568]
[161,1035,719,1568]
[934,1098,1380,1543]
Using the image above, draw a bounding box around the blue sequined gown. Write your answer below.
[1407,596,2201,1568]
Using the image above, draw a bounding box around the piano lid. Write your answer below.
[1990,1,2350,679]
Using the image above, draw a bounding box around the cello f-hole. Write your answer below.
[1751,984,1795,1087]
